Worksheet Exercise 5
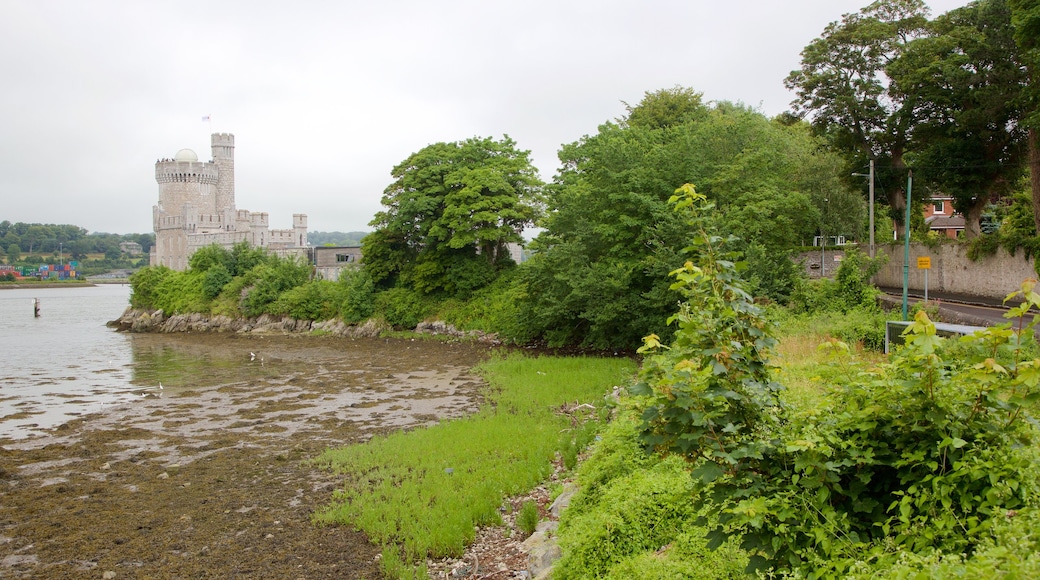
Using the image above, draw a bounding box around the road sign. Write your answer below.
[917,256,931,269]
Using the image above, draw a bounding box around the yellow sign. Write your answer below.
[917,256,931,269]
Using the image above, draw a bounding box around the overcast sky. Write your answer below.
[1,0,969,235]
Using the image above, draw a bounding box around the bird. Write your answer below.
[158,382,163,390]
[250,352,256,361]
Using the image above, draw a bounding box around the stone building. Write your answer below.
[150,133,308,270]
[313,246,363,281]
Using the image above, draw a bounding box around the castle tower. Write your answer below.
[293,214,308,247]
[211,133,235,214]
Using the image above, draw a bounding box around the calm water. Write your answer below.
[0,284,137,439]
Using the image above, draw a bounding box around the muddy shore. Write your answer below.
[0,333,496,579]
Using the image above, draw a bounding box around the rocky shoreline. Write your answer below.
[107,307,502,343]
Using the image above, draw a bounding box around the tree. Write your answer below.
[892,0,1028,237]
[1009,0,1040,231]
[519,96,856,348]
[786,0,932,235]
[6,244,20,263]
[367,136,543,297]
[621,86,706,130]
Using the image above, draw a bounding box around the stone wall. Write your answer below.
[872,243,1036,300]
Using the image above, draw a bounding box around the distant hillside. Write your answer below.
[308,231,368,247]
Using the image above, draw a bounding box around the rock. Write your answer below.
[102,571,117,579]
[522,530,561,580]
[549,483,578,518]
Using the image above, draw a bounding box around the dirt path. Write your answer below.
[0,334,494,579]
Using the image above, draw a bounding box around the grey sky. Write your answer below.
[1,0,968,235]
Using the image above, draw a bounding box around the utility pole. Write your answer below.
[821,198,828,277]
[852,159,876,258]
[902,171,912,321]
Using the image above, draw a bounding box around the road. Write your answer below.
[879,287,1036,330]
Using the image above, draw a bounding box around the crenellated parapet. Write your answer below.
[151,132,308,270]
[155,160,220,184]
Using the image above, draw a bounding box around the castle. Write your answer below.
[150,133,308,270]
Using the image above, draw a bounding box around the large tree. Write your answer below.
[365,136,543,297]
[786,0,932,236]
[519,95,859,348]
[1009,0,1040,231]
[891,0,1028,238]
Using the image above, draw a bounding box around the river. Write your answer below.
[0,284,497,578]
[0,284,138,439]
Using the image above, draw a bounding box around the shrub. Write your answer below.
[338,267,376,324]
[241,256,310,317]
[375,286,430,329]
[202,264,232,300]
[267,279,343,320]
[517,501,539,536]
[632,186,1040,575]
[129,265,172,309]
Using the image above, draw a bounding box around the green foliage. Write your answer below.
[622,86,706,130]
[740,243,806,304]
[266,280,343,321]
[630,184,784,476]
[629,186,1040,575]
[240,256,311,317]
[366,135,543,297]
[314,354,636,579]
[338,268,376,324]
[188,244,233,273]
[202,264,232,300]
[433,271,531,343]
[517,501,539,536]
[129,265,173,309]
[554,456,703,580]
[553,401,749,579]
[519,97,854,349]
[152,270,207,314]
[894,0,1028,237]
[374,286,430,329]
[711,306,1040,574]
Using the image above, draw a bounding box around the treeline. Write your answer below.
[307,231,368,247]
[0,220,154,263]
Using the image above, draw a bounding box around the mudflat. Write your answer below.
[0,333,494,579]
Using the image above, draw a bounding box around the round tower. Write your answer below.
[211,133,235,214]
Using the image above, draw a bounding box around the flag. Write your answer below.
[202,115,211,122]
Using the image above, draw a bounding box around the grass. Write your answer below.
[313,353,636,577]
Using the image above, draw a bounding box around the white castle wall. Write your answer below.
[151,133,308,270]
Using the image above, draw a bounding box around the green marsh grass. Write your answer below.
[313,353,636,577]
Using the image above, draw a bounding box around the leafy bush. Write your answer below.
[338,267,376,324]
[266,280,343,320]
[375,286,430,329]
[631,186,1040,575]
[153,270,206,314]
[241,256,311,317]
[202,264,232,300]
[129,265,173,309]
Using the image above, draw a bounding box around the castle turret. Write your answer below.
[293,214,308,247]
[211,133,235,214]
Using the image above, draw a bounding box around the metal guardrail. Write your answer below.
[884,320,987,354]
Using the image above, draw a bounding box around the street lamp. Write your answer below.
[852,159,875,258]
